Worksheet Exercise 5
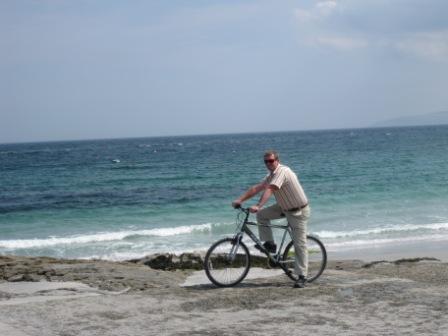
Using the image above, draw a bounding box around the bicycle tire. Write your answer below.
[282,235,327,282]
[204,237,251,287]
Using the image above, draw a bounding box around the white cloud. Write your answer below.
[293,0,448,61]
[315,35,368,50]
[293,8,315,22]
[396,31,448,62]
[294,0,338,23]
[316,0,338,14]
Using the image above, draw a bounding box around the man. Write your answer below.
[232,150,310,288]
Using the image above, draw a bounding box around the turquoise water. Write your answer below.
[1,126,448,260]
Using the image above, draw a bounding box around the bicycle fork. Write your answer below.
[229,233,244,262]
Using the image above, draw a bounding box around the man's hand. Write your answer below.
[232,200,242,209]
[249,205,260,213]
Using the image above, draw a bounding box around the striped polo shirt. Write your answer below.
[263,164,308,211]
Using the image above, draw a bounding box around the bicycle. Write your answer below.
[204,206,327,287]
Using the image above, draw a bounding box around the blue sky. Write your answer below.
[1,0,448,143]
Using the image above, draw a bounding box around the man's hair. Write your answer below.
[264,150,279,160]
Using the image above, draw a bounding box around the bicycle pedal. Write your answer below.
[267,257,279,269]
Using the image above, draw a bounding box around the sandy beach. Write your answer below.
[0,248,447,336]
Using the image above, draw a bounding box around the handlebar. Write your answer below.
[233,204,250,213]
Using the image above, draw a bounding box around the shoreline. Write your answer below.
[326,237,448,262]
[3,233,448,263]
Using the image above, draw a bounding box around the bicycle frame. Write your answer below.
[232,208,293,274]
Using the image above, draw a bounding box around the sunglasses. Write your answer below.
[264,159,276,164]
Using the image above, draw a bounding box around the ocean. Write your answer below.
[1,126,448,260]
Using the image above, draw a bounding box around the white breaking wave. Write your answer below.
[83,247,209,262]
[2,221,447,253]
[0,223,214,249]
[325,233,448,250]
[315,222,448,239]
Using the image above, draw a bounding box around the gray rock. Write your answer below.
[131,253,205,270]
[7,274,24,282]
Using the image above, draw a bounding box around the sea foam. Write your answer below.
[0,223,213,249]
[325,233,448,250]
[315,222,448,239]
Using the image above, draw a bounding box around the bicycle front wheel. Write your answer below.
[204,238,250,287]
[282,235,327,283]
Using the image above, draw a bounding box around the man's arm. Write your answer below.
[232,182,267,208]
[249,185,279,213]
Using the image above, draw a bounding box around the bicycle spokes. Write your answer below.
[204,238,250,287]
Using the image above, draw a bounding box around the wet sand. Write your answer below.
[1,253,447,336]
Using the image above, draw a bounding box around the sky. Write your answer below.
[1,0,448,143]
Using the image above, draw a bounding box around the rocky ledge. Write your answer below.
[0,253,271,291]
[128,252,270,270]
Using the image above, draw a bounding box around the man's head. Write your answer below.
[263,150,279,172]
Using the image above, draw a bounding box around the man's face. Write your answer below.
[264,154,279,172]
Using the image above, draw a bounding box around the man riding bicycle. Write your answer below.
[232,150,310,288]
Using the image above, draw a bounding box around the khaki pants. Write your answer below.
[256,204,311,277]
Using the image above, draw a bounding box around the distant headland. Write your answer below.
[373,111,448,128]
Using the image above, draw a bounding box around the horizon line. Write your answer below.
[1,123,447,146]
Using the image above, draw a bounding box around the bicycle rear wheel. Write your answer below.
[282,235,327,282]
[204,238,251,287]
